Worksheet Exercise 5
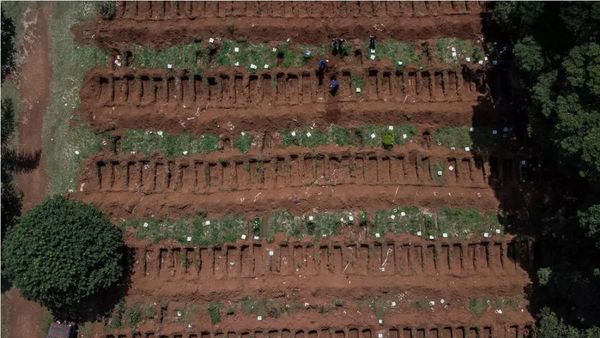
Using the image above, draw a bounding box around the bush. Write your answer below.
[382,130,395,149]
[98,1,116,20]
[2,196,123,313]
[537,267,552,286]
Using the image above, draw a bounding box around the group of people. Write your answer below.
[318,34,376,95]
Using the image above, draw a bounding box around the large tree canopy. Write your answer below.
[2,196,123,314]
[491,2,600,335]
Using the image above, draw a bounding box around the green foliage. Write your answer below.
[432,127,472,149]
[1,9,16,80]
[537,308,600,338]
[2,196,123,314]
[382,130,395,149]
[266,210,347,242]
[436,38,485,65]
[514,36,545,73]
[131,43,205,72]
[124,213,247,246]
[467,298,489,316]
[1,98,15,144]
[537,267,553,286]
[234,132,253,153]
[97,1,116,19]
[578,204,600,248]
[282,124,417,149]
[45,2,109,194]
[207,303,222,324]
[121,130,220,157]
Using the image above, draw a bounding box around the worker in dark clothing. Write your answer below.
[331,38,346,56]
[330,79,340,95]
[318,59,328,73]
[369,34,376,50]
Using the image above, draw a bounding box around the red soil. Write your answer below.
[75,1,488,49]
[79,64,497,135]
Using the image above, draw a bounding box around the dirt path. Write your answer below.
[4,3,54,338]
[14,2,52,211]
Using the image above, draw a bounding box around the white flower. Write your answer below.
[157,131,163,137]
[205,220,211,225]
[272,47,277,52]
[429,235,434,240]
[375,233,381,238]
[208,37,215,43]
[234,61,239,66]
[397,61,403,65]
[448,165,454,171]
[356,87,361,93]
[291,131,296,137]
[370,49,376,54]
[308,215,314,221]
[400,211,406,217]
[177,311,182,317]
[402,134,407,139]
[183,150,188,155]
[496,229,501,234]
[186,236,192,242]
[370,133,376,139]
[234,47,239,52]
[391,301,397,307]
[484,56,489,61]
[250,64,257,69]
[478,60,484,65]
[268,250,274,256]
[484,232,490,237]
[437,170,443,176]
[390,214,395,220]
[429,301,435,306]
[452,51,457,58]
[417,231,422,236]
[370,54,376,60]
[254,235,259,240]
[378,319,383,325]
[388,125,394,130]
[257,315,262,321]
[306,132,312,137]
[143,222,149,228]
[74,150,80,155]
[465,147,470,152]
[340,218,344,223]
[465,57,471,62]
[241,234,247,240]
[443,233,448,238]
[451,47,456,52]
[264,64,269,69]
[470,127,474,132]
[348,215,354,221]
[440,299,445,304]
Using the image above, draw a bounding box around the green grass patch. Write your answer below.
[432,127,473,149]
[373,206,503,239]
[266,210,352,242]
[468,298,489,316]
[207,302,223,324]
[234,131,253,153]
[282,124,417,149]
[123,213,248,246]
[121,129,220,157]
[131,42,205,73]
[369,39,421,66]
[125,303,154,328]
[436,38,485,65]
[44,1,110,194]
[431,161,446,185]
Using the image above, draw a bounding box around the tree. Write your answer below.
[2,196,123,314]
[1,9,16,81]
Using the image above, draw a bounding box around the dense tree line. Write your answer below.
[492,2,600,336]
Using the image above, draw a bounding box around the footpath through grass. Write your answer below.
[125,207,505,246]
[43,2,109,194]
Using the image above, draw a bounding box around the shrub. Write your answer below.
[382,130,395,149]
[97,1,116,20]
[208,303,222,324]
[2,196,123,314]
[537,267,552,286]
